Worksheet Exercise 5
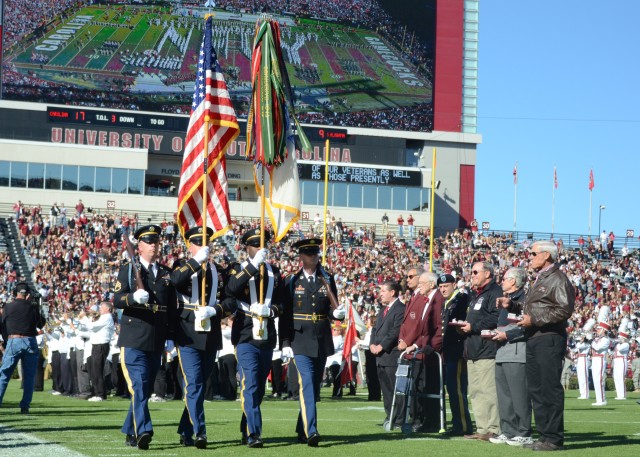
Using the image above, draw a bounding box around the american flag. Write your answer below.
[177,17,239,240]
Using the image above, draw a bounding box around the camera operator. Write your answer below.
[0,282,46,414]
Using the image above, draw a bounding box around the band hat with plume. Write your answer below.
[618,317,630,339]
[596,305,611,330]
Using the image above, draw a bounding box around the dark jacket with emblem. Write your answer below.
[281,266,340,358]
[223,260,284,350]
[464,279,501,361]
[523,264,575,339]
[113,262,177,353]
[171,258,226,352]
[441,290,470,361]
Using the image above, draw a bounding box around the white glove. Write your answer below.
[133,289,149,304]
[250,304,271,318]
[195,306,217,319]
[281,346,294,361]
[166,339,175,353]
[193,246,210,264]
[250,248,267,268]
[333,306,346,320]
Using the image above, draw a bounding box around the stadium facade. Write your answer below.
[0,0,480,233]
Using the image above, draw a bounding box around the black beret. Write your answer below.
[134,224,162,243]
[437,274,456,285]
[293,238,322,254]
[15,282,30,295]
[241,228,271,247]
[185,226,214,246]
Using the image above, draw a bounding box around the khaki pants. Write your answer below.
[468,358,500,435]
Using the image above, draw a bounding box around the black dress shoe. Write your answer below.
[307,432,321,447]
[297,434,308,444]
[125,434,137,447]
[179,435,195,446]
[241,435,248,445]
[137,432,152,450]
[247,433,263,448]
[195,435,207,449]
[20,407,29,414]
[531,440,564,451]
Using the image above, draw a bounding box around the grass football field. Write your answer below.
[0,381,639,456]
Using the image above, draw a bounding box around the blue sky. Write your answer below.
[475,0,640,238]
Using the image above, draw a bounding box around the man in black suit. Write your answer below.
[113,225,177,450]
[171,226,227,449]
[370,280,405,428]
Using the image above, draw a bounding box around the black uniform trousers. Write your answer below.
[365,350,381,401]
[526,334,565,446]
[90,343,110,398]
[377,363,404,425]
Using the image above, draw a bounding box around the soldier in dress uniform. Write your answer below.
[170,226,226,449]
[280,238,345,447]
[438,274,473,436]
[224,228,284,448]
[113,225,177,450]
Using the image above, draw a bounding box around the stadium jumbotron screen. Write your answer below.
[1,0,435,133]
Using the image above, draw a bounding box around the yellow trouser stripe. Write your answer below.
[293,357,308,437]
[457,359,468,431]
[177,347,194,427]
[120,347,137,436]
[235,348,249,436]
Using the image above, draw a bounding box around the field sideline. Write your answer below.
[0,381,639,456]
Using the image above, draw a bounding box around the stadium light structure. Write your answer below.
[598,205,606,235]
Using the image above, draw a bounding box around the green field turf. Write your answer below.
[0,381,639,456]
[5,5,430,115]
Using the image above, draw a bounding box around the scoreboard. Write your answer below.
[47,107,189,132]
[0,104,412,166]
[45,106,349,143]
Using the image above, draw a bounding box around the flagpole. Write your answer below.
[200,115,209,308]
[260,166,266,291]
[513,162,517,231]
[322,139,330,266]
[258,164,266,336]
[588,190,593,236]
[552,166,556,235]
[428,147,436,272]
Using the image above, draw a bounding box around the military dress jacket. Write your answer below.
[113,262,177,353]
[223,261,284,350]
[281,267,340,358]
[171,258,226,353]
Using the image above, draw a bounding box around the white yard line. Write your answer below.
[0,424,87,457]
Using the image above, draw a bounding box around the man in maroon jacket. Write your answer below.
[405,272,444,432]
[398,267,427,353]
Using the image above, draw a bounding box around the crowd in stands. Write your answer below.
[297,103,434,131]
[2,0,90,49]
